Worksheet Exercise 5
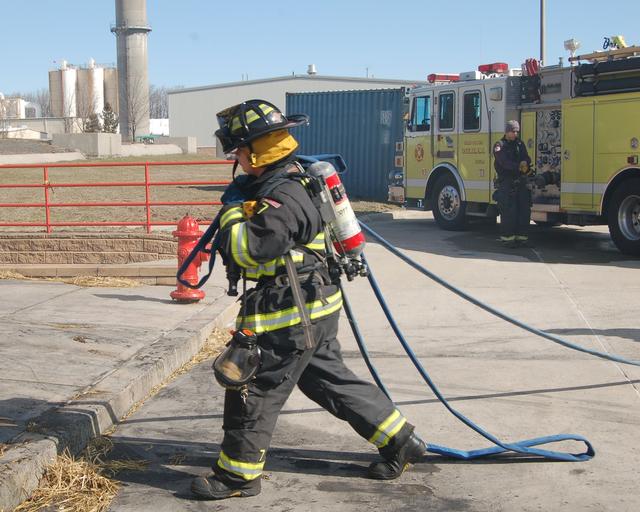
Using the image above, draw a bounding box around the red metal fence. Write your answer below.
[0,160,232,233]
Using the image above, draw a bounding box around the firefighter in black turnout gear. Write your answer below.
[191,100,425,500]
[493,120,533,247]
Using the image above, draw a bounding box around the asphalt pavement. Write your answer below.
[106,213,640,511]
[1,212,639,511]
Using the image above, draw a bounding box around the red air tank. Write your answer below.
[307,161,366,257]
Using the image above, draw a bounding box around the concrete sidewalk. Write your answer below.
[105,213,640,511]
[0,263,238,511]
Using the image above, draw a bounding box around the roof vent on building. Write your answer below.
[307,64,317,75]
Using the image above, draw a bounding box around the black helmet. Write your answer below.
[215,99,308,153]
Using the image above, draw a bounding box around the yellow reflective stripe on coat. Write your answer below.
[237,290,343,333]
[368,410,407,448]
[220,207,244,230]
[217,451,264,481]
[244,250,305,279]
[305,232,325,251]
[230,223,259,268]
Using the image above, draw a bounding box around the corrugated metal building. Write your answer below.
[168,74,424,149]
[287,88,407,201]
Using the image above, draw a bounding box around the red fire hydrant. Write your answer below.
[170,215,208,303]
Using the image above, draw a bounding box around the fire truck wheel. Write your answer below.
[432,174,467,230]
[608,178,640,256]
[533,220,560,227]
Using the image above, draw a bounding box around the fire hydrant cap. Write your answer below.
[173,215,203,238]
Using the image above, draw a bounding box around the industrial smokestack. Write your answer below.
[111,0,151,140]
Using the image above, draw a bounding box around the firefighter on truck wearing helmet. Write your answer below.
[190,100,425,500]
[493,120,533,248]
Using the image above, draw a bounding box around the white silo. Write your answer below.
[89,59,105,114]
[61,61,77,118]
[103,67,119,113]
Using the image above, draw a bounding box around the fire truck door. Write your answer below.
[434,91,457,163]
[405,93,434,200]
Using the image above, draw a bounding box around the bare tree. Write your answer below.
[20,89,51,118]
[76,83,95,133]
[149,85,168,119]
[0,97,8,139]
[124,75,150,141]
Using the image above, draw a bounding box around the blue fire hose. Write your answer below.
[340,221,638,461]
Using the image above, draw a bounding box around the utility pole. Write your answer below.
[540,0,546,66]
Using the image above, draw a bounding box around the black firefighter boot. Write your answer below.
[368,424,426,480]
[191,472,261,500]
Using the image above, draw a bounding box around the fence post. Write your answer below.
[43,166,51,233]
[144,162,151,233]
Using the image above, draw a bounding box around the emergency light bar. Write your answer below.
[478,62,509,74]
[427,73,460,83]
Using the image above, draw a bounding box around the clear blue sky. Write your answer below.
[1,0,638,93]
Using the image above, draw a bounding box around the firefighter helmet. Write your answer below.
[215,99,308,153]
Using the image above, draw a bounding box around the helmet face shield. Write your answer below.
[212,329,261,389]
[214,99,308,153]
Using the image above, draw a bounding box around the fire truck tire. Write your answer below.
[432,174,467,231]
[534,220,560,227]
[608,178,640,256]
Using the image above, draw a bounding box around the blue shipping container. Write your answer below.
[287,88,406,201]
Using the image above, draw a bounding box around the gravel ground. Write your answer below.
[0,139,73,155]
[0,154,399,232]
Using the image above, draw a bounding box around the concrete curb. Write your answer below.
[357,209,430,224]
[0,290,239,511]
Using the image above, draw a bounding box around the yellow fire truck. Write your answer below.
[404,49,640,255]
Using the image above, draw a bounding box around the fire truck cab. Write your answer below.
[404,51,640,256]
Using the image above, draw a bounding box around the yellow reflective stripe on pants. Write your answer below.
[220,207,243,229]
[217,451,264,481]
[368,410,407,448]
[230,223,259,268]
[237,290,343,333]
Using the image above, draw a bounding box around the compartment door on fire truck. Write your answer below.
[561,99,595,209]
[405,93,434,200]
[458,87,491,203]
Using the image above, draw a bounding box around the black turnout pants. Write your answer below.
[214,311,408,487]
[497,179,531,238]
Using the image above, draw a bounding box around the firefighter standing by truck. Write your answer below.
[493,120,533,247]
[190,99,425,500]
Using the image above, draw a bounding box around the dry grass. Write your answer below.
[0,155,232,231]
[0,155,398,233]
[0,271,143,288]
[13,449,119,512]
[65,276,143,288]
[12,328,228,510]
[13,436,149,512]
